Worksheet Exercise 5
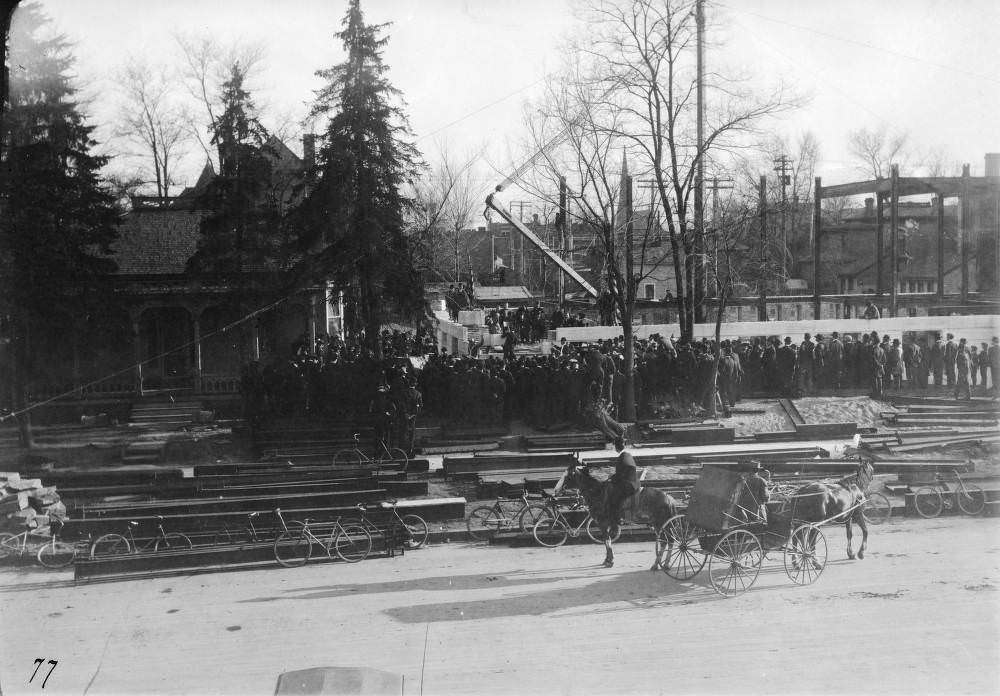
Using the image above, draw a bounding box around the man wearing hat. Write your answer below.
[989,337,1000,399]
[930,333,945,387]
[605,436,640,534]
[370,383,397,453]
[827,332,844,390]
[777,337,798,396]
[797,333,817,396]
[944,333,958,387]
[739,461,770,524]
[955,338,972,401]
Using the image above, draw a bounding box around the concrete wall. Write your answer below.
[433,311,469,356]
[552,314,1000,346]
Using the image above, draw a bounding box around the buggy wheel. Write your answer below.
[333,449,362,467]
[532,517,569,547]
[956,485,985,516]
[154,533,193,552]
[400,514,428,548]
[862,493,892,525]
[586,516,621,543]
[90,534,131,558]
[37,540,78,568]
[913,487,943,519]
[273,531,312,567]
[332,525,372,562]
[707,529,762,596]
[516,504,553,533]
[784,524,827,585]
[467,506,504,541]
[659,514,707,581]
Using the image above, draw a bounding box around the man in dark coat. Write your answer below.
[869,331,886,399]
[989,337,1000,399]
[955,338,972,401]
[798,333,817,396]
[944,333,958,387]
[776,337,798,396]
[605,437,639,531]
[826,332,844,390]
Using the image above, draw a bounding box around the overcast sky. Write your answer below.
[19,0,1000,198]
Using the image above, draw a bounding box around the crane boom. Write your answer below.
[485,192,598,298]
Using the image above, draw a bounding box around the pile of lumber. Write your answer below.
[0,472,65,531]
[872,397,1000,454]
[523,432,608,452]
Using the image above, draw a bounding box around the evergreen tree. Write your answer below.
[296,0,422,355]
[0,3,120,436]
[187,63,282,278]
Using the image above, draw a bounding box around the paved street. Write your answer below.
[0,515,998,695]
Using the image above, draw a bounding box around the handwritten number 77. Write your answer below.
[29,658,58,688]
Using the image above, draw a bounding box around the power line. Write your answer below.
[721,3,1000,86]
[414,75,547,144]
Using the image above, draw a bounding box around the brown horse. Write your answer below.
[789,459,875,560]
[555,462,678,569]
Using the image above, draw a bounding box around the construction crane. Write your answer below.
[485,124,599,299]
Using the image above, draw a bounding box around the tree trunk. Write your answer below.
[12,320,35,449]
[622,315,636,422]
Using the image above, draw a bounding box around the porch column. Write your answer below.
[193,311,203,394]
[131,318,143,396]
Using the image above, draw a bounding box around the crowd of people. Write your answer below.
[242,323,1000,452]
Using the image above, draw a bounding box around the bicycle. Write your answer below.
[913,472,986,519]
[466,487,554,541]
[531,496,621,547]
[344,501,429,550]
[90,516,193,557]
[1,521,80,568]
[36,517,80,568]
[205,511,265,546]
[272,508,372,567]
[333,433,408,469]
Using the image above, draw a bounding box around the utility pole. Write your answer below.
[759,175,768,321]
[694,0,706,324]
[707,176,734,304]
[773,154,792,281]
[558,176,567,306]
[509,201,530,278]
[623,169,636,422]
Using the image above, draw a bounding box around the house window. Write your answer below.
[644,283,656,300]
[928,280,936,293]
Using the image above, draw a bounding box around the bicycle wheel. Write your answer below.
[90,533,131,558]
[862,493,892,525]
[913,487,943,519]
[517,504,554,533]
[155,532,193,552]
[37,540,78,568]
[400,514,428,549]
[333,449,362,467]
[331,524,372,562]
[467,505,504,541]
[956,485,986,516]
[532,517,569,547]
[586,516,621,543]
[273,530,312,567]
[387,448,409,466]
[0,533,20,559]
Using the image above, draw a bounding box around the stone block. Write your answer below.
[9,478,42,491]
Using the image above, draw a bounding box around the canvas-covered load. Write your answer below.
[685,465,749,532]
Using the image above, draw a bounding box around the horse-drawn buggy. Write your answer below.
[659,459,878,596]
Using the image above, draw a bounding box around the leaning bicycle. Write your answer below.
[913,472,985,519]
[532,497,620,547]
[466,487,554,541]
[90,516,192,557]
[272,508,372,567]
[333,433,408,469]
[343,501,428,550]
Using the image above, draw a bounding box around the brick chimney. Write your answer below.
[864,197,874,219]
[985,153,1000,177]
[302,134,317,189]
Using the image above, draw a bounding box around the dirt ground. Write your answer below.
[0,515,996,696]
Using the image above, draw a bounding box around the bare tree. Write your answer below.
[173,32,267,169]
[847,125,912,179]
[113,59,189,198]
[410,141,486,282]
[574,0,796,342]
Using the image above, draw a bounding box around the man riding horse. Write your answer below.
[605,437,640,533]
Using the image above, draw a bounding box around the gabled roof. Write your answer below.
[112,210,203,275]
